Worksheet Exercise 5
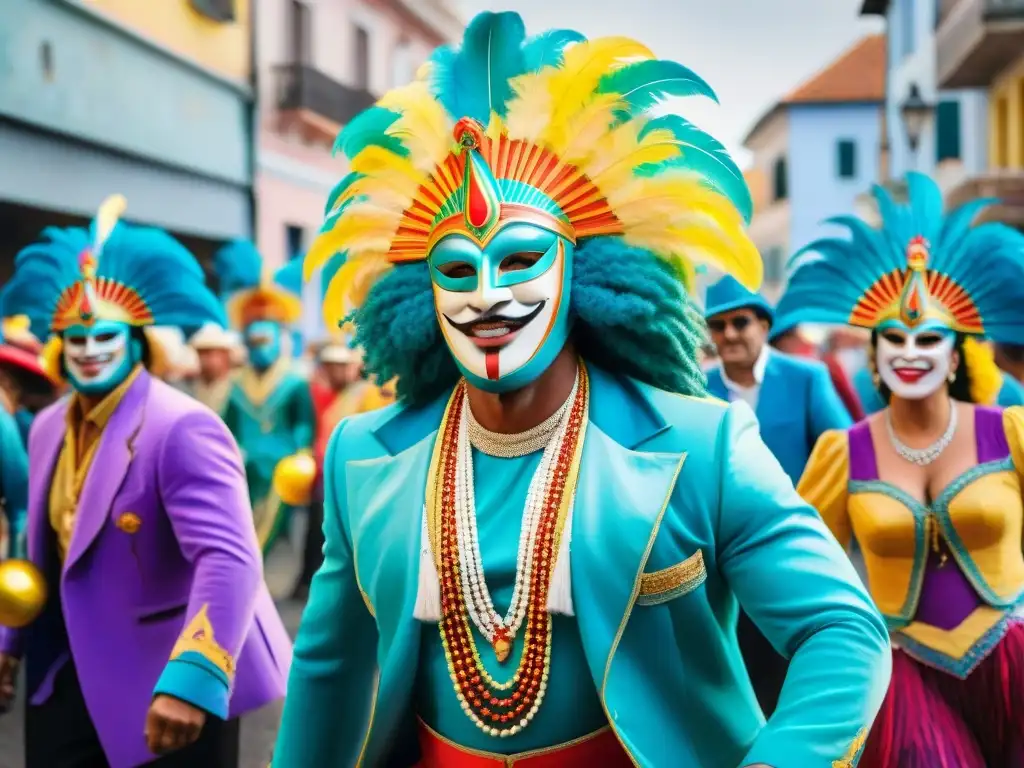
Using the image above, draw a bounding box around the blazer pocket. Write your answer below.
[637,550,707,607]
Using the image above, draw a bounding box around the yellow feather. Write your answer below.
[504,73,556,142]
[95,194,128,249]
[350,146,425,185]
[608,175,746,228]
[582,128,680,191]
[537,38,653,150]
[627,223,762,291]
[552,93,622,165]
[963,337,1003,405]
[380,80,452,172]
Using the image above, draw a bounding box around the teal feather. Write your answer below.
[274,258,304,296]
[775,172,1024,343]
[332,107,406,159]
[319,252,346,304]
[429,11,527,123]
[213,240,263,298]
[522,29,585,71]
[323,172,362,218]
[637,114,751,222]
[599,60,718,120]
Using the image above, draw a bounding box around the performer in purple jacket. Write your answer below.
[0,196,292,768]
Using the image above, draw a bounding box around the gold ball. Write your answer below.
[0,559,47,628]
[272,453,317,506]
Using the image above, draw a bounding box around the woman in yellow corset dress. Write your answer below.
[774,172,1024,767]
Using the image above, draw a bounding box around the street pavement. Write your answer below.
[0,541,306,768]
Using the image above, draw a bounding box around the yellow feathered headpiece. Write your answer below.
[306,11,760,329]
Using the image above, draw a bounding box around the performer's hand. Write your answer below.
[145,694,207,754]
[0,653,19,714]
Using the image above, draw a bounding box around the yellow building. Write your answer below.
[85,0,251,82]
[936,0,1024,226]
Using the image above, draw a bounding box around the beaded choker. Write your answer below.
[429,365,589,737]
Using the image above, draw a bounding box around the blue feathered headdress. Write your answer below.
[305,10,760,328]
[213,239,302,327]
[774,172,1024,343]
[3,195,225,336]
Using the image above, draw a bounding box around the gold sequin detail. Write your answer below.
[170,604,236,680]
[833,727,868,768]
[115,512,142,534]
[638,550,705,601]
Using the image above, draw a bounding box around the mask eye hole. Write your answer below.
[499,251,543,272]
[915,333,945,348]
[65,334,87,347]
[881,331,906,345]
[438,261,476,279]
[95,332,117,343]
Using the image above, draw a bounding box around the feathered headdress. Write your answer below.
[214,240,303,328]
[3,195,226,335]
[305,11,759,328]
[774,172,1024,342]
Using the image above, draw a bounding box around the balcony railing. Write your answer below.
[273,63,376,130]
[937,0,1024,87]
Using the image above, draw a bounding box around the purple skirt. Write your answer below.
[860,621,1024,767]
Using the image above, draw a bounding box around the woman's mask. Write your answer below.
[429,222,573,392]
[876,325,956,400]
[62,320,140,395]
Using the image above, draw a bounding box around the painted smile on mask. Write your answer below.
[429,221,573,391]
[62,319,139,394]
[444,301,546,349]
[876,323,956,400]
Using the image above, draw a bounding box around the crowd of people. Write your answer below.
[0,9,1022,768]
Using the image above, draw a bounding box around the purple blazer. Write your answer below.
[0,371,292,768]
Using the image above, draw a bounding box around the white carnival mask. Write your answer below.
[876,325,956,400]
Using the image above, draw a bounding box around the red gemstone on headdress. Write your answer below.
[466,164,490,229]
[906,284,921,313]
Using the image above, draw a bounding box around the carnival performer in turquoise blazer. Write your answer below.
[216,242,314,555]
[704,275,853,484]
[272,13,890,768]
[0,405,28,559]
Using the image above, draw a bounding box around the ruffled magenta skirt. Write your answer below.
[860,621,1024,767]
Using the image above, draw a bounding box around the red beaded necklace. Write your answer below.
[436,368,588,736]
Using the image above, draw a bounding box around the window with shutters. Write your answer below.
[764,247,785,284]
[772,157,788,202]
[837,139,857,179]
[354,25,371,90]
[935,100,961,162]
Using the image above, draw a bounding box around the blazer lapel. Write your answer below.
[65,373,149,570]
[26,401,71,565]
[704,366,728,402]
[754,353,782,422]
[574,368,687,709]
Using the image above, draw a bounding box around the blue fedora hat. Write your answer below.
[703,275,774,325]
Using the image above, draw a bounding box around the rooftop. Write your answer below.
[743,34,886,147]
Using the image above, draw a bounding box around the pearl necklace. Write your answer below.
[456,373,579,661]
[885,403,958,466]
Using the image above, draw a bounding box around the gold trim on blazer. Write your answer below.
[833,726,868,768]
[637,550,706,607]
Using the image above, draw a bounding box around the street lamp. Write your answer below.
[899,83,934,158]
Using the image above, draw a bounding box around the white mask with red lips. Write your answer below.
[875,326,956,400]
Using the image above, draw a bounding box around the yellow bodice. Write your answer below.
[798,407,1024,624]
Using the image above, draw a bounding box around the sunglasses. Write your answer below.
[708,316,753,333]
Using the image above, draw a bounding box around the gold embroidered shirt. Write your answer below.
[49,365,143,559]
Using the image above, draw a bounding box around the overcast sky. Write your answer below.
[453,0,884,166]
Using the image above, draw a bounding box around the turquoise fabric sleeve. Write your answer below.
[998,373,1024,407]
[714,404,890,767]
[807,362,853,439]
[271,421,379,767]
[853,366,885,416]
[0,409,29,558]
[153,651,231,719]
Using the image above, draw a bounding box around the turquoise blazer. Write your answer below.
[706,352,853,484]
[273,365,890,767]
[853,366,1024,414]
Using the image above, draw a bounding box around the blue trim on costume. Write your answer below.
[851,457,1020,630]
[894,603,1024,679]
[153,651,231,720]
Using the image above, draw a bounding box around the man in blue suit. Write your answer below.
[703,275,853,718]
[704,275,853,485]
